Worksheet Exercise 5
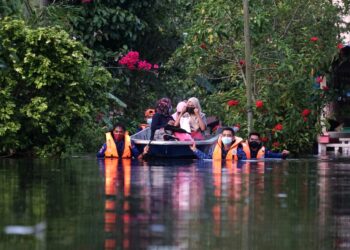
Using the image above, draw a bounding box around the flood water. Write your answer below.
[0,156,350,250]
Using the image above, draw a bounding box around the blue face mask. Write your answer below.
[147,118,152,125]
[222,137,233,145]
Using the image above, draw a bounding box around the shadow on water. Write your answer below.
[0,156,350,249]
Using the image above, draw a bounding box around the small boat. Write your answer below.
[131,127,219,158]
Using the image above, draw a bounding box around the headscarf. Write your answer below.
[156,97,172,115]
[187,97,205,132]
[172,101,187,120]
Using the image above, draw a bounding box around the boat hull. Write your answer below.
[131,128,218,158]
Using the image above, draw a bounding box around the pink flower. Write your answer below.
[274,123,283,131]
[303,117,308,122]
[153,64,159,69]
[301,109,311,117]
[310,37,319,42]
[256,100,264,108]
[118,51,140,70]
[137,60,152,70]
[337,43,344,49]
[227,100,239,107]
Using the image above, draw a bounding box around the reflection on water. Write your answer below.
[1,157,350,249]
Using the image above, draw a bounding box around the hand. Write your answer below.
[189,141,197,152]
[281,149,290,155]
[168,120,175,126]
[143,145,149,155]
[181,105,187,114]
[194,108,199,116]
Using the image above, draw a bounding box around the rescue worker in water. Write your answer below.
[242,132,290,159]
[96,123,149,159]
[189,127,247,160]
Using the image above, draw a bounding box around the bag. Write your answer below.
[174,132,193,141]
[154,128,178,141]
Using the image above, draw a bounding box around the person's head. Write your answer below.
[144,108,155,125]
[175,101,187,115]
[248,132,262,149]
[221,127,235,146]
[156,97,172,115]
[187,97,201,114]
[111,123,126,141]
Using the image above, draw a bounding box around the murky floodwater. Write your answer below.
[0,156,349,250]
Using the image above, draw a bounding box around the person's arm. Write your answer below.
[174,106,187,127]
[265,149,289,159]
[194,110,206,131]
[131,142,149,160]
[190,142,213,159]
[237,145,247,160]
[96,143,107,158]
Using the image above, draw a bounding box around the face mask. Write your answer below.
[147,118,152,125]
[222,137,233,145]
[249,141,261,149]
[187,107,195,114]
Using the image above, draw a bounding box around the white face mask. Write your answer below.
[222,137,233,145]
[147,118,152,125]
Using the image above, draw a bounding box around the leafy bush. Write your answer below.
[0,18,114,156]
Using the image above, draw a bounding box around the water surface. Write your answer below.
[0,156,349,250]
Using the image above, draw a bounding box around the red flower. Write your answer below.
[301,109,311,117]
[227,100,239,107]
[322,86,329,91]
[81,0,92,3]
[303,117,308,122]
[261,137,268,142]
[274,123,283,131]
[200,43,207,49]
[235,124,240,128]
[316,76,323,83]
[153,64,159,69]
[310,37,319,42]
[337,43,344,49]
[272,142,280,148]
[256,100,264,108]
[239,59,245,66]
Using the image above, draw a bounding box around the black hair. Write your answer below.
[249,132,261,138]
[222,127,235,135]
[111,123,126,133]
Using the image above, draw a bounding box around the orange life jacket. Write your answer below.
[104,132,132,158]
[242,143,265,159]
[212,136,243,160]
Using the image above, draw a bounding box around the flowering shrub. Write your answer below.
[227,99,239,107]
[255,100,263,108]
[118,51,158,72]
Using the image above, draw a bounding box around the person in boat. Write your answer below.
[150,97,176,140]
[189,127,246,160]
[97,123,149,159]
[172,100,187,121]
[138,108,155,131]
[242,132,290,159]
[174,97,207,140]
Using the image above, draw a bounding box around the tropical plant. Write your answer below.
[0,18,114,156]
[167,0,343,154]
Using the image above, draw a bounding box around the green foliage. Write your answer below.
[0,18,114,156]
[168,0,343,154]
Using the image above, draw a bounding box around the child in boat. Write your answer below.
[138,108,155,131]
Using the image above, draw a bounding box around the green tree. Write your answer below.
[0,18,114,156]
[167,0,344,154]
